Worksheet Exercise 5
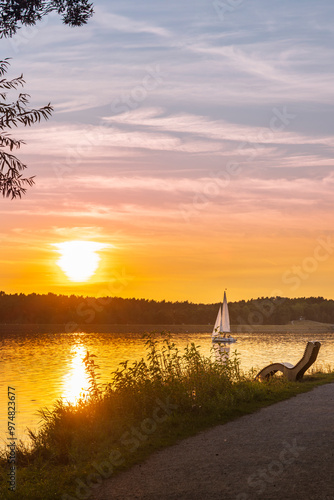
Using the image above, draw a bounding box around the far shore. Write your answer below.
[0,319,333,334]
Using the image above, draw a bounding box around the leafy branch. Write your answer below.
[0,58,53,199]
[0,0,94,38]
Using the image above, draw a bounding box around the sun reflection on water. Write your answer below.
[62,345,90,404]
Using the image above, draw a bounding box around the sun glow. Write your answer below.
[52,240,108,282]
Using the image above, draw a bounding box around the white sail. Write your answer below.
[221,290,230,333]
[212,291,231,337]
[212,305,221,338]
[211,291,236,343]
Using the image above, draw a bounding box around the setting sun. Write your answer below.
[52,241,108,282]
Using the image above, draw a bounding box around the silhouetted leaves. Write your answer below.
[0,59,53,199]
[0,0,94,38]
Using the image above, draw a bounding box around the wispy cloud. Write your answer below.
[103,107,334,146]
[93,6,172,38]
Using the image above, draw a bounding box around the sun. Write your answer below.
[52,240,108,282]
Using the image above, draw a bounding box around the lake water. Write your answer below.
[1,327,333,447]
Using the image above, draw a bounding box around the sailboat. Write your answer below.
[212,291,236,343]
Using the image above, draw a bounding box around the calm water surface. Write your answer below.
[1,327,333,446]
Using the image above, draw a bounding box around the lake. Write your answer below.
[1,326,333,447]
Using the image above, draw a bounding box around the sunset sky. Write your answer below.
[1,0,334,303]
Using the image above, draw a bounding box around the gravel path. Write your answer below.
[91,383,334,500]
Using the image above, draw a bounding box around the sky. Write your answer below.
[1,0,334,303]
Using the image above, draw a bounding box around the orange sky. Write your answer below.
[1,2,334,303]
[2,193,334,303]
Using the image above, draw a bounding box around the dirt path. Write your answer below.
[92,383,334,500]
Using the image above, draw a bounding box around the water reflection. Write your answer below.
[62,345,90,404]
[212,342,230,363]
[1,328,334,446]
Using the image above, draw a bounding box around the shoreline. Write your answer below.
[0,319,333,334]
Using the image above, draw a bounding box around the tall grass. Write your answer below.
[106,335,242,416]
[1,335,242,464]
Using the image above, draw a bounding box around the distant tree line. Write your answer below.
[0,292,334,326]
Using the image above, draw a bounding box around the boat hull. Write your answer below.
[212,337,237,343]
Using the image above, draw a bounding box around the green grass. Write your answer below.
[1,334,333,500]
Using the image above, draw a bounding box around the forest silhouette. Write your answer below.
[0,292,333,326]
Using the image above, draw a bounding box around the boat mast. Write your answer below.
[221,290,230,333]
[219,303,223,332]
